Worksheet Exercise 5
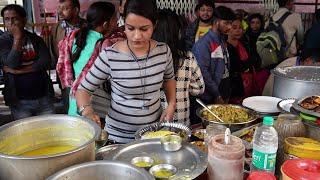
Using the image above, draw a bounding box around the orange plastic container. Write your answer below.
[281,159,320,180]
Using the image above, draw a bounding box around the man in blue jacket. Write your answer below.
[192,6,236,104]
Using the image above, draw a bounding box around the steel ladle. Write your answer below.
[196,98,224,123]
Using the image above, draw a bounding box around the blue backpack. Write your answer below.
[256,12,292,68]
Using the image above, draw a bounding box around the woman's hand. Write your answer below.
[82,106,101,127]
[160,103,176,122]
[84,113,101,127]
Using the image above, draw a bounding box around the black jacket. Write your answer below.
[0,31,52,106]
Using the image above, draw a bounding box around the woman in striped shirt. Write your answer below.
[75,0,176,143]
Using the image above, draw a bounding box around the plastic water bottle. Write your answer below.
[251,116,278,174]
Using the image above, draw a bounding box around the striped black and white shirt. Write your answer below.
[79,41,175,143]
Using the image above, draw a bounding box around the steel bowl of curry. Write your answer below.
[0,114,101,180]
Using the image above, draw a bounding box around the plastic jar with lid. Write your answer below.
[207,134,245,180]
[274,113,306,174]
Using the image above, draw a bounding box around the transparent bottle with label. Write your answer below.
[251,116,278,174]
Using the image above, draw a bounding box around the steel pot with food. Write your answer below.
[272,66,320,99]
[0,114,101,180]
[196,104,259,131]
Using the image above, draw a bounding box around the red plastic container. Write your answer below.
[281,159,320,180]
[247,171,276,180]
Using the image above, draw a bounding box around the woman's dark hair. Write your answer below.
[71,2,115,63]
[277,0,291,7]
[124,0,157,24]
[198,0,215,9]
[301,48,320,62]
[152,9,186,74]
[213,6,236,21]
[1,4,26,18]
[247,13,265,31]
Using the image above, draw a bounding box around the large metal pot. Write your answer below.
[0,114,101,180]
[47,160,155,180]
[272,66,320,99]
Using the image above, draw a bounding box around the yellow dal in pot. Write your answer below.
[0,126,93,157]
[20,145,77,156]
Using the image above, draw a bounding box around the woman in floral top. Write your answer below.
[153,9,205,126]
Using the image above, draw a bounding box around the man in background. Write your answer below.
[185,0,214,51]
[190,6,235,125]
[0,4,54,120]
[49,0,85,113]
[271,0,304,57]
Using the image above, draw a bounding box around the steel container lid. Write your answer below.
[272,66,320,82]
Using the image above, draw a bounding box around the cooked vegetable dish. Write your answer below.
[201,105,251,123]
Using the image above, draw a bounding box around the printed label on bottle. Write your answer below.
[252,149,276,171]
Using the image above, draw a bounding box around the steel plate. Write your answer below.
[105,139,207,180]
[196,104,259,125]
[277,98,296,113]
[292,97,320,118]
[135,122,192,140]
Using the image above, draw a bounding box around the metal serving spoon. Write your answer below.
[196,98,224,123]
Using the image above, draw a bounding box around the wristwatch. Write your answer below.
[78,104,91,116]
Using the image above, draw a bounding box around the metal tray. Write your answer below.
[105,139,207,180]
[96,144,123,160]
[292,96,320,118]
[196,104,259,125]
[135,122,192,140]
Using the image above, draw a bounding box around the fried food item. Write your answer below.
[300,96,320,110]
[191,141,206,152]
[314,97,320,105]
[193,129,206,140]
[201,106,250,123]
[300,102,318,110]
[237,127,256,143]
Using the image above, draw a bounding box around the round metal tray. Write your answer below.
[47,160,155,180]
[196,104,259,125]
[104,139,207,180]
[135,122,191,140]
[292,97,320,118]
[96,144,123,160]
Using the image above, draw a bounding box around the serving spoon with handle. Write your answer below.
[196,98,224,123]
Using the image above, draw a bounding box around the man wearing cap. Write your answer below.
[192,6,236,105]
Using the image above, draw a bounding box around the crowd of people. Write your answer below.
[0,0,319,143]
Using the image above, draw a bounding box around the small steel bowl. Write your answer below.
[131,156,154,168]
[160,134,182,152]
[149,164,177,179]
[95,129,108,149]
